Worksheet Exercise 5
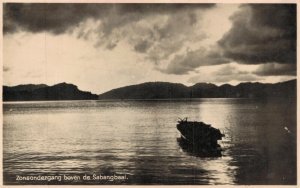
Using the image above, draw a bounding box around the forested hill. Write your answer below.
[3,83,98,101]
[3,79,296,101]
[98,79,296,99]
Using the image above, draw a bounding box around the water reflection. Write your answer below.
[3,99,296,185]
[177,137,222,157]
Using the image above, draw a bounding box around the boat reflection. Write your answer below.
[177,137,222,157]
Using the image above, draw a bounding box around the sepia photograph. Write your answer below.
[2,2,297,185]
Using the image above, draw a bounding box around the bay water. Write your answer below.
[3,98,296,185]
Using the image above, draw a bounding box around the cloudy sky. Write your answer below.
[3,3,296,94]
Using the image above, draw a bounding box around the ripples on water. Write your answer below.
[3,98,296,185]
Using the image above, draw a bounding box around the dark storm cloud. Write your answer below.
[213,65,258,82]
[253,63,296,76]
[4,3,215,64]
[188,65,260,84]
[159,4,297,76]
[134,40,152,53]
[161,48,230,75]
[130,10,209,62]
[3,4,108,34]
[3,3,214,34]
[215,64,247,76]
[218,4,296,64]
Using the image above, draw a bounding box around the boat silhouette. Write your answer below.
[177,118,224,157]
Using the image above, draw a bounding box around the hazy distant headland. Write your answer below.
[3,79,296,101]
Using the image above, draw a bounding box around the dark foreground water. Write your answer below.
[3,98,296,185]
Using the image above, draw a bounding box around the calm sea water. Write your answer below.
[3,98,296,185]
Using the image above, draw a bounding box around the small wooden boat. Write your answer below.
[176,118,224,156]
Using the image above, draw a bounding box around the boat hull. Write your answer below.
[176,121,224,147]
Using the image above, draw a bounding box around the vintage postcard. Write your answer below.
[1,1,298,186]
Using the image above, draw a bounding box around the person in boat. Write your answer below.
[178,117,188,123]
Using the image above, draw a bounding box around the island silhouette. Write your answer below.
[3,79,296,101]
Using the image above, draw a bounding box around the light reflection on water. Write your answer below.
[3,99,296,185]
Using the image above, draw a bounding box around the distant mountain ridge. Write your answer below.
[98,79,296,100]
[3,79,296,101]
[3,82,98,101]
